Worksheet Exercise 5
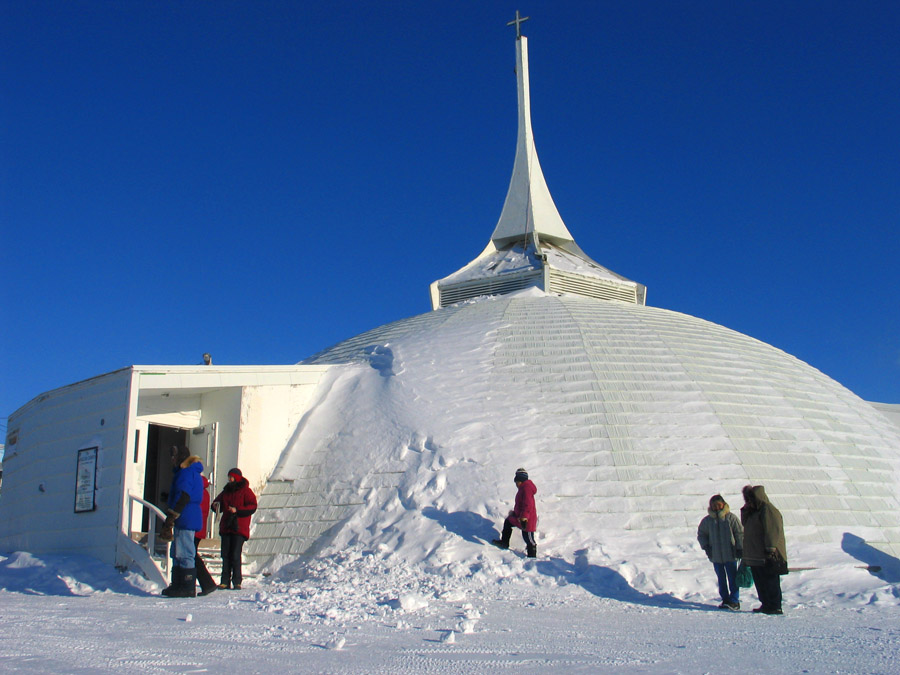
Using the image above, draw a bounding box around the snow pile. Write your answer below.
[250,544,559,629]
[244,540,900,635]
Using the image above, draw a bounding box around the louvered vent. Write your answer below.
[547,269,644,305]
[439,270,542,307]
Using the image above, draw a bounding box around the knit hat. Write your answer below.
[227,467,243,480]
[514,468,528,482]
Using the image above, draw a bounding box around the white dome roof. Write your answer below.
[247,293,900,571]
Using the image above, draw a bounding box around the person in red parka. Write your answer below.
[211,468,257,590]
[491,468,538,557]
[193,475,217,596]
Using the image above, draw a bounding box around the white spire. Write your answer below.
[490,29,575,250]
[428,15,646,310]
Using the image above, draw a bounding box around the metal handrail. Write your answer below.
[127,491,171,578]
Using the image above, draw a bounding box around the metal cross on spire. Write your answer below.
[506,10,529,39]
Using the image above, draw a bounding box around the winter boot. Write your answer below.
[178,568,197,598]
[198,583,217,596]
[492,519,513,549]
[195,554,217,596]
[163,568,196,598]
[524,530,537,558]
[161,567,184,597]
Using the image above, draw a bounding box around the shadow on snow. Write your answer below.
[424,507,711,611]
[422,507,497,545]
[0,551,152,597]
[842,532,900,584]
[534,551,712,612]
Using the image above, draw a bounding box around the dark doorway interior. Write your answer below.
[141,424,188,532]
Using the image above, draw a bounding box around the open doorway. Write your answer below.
[141,424,188,531]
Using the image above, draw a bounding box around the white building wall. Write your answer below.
[0,369,132,565]
[2,364,333,573]
[126,418,150,534]
[198,388,242,494]
[237,383,324,497]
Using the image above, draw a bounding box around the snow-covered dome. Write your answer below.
[244,292,900,577]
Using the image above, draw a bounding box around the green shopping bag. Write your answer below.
[737,561,753,588]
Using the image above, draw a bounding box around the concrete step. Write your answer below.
[197,542,258,583]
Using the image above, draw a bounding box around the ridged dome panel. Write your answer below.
[249,294,900,566]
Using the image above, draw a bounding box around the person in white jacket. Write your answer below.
[697,494,744,610]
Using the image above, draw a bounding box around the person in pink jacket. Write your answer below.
[492,468,538,557]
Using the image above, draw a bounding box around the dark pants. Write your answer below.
[713,561,739,604]
[220,533,247,588]
[750,564,782,610]
[194,536,216,592]
[501,518,537,554]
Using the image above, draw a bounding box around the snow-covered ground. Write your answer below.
[2,547,898,674]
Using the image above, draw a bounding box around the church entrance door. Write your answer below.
[141,424,188,532]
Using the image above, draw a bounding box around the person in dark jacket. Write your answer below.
[193,474,217,596]
[697,494,744,610]
[491,468,538,557]
[160,446,204,598]
[741,485,787,615]
[212,468,257,590]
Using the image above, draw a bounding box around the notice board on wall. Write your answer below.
[75,446,98,513]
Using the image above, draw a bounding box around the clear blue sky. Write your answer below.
[2,1,899,432]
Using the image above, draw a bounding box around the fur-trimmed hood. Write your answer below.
[707,502,732,519]
[179,455,203,470]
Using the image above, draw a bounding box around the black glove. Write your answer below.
[736,549,743,559]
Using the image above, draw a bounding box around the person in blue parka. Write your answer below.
[160,445,204,598]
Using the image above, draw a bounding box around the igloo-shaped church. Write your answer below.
[242,20,900,573]
[2,17,899,586]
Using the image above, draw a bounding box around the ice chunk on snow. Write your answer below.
[325,636,346,650]
[388,592,429,611]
